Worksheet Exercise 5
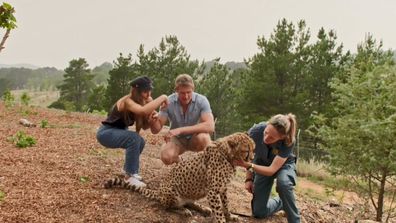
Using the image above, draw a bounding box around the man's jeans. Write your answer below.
[96,124,145,175]
[251,162,300,223]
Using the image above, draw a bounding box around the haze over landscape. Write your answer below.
[1,0,396,69]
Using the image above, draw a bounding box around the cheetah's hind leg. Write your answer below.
[185,202,212,217]
[166,206,193,217]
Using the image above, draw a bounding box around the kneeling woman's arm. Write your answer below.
[235,156,287,177]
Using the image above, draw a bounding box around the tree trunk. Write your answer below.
[376,170,387,221]
[0,29,11,53]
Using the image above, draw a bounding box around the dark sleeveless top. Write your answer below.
[102,104,135,129]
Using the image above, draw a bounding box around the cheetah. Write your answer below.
[105,132,255,223]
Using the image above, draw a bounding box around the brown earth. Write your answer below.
[0,104,382,223]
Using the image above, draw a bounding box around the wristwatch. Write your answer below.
[246,163,255,172]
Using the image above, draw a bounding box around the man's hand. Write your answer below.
[148,111,158,124]
[160,100,169,111]
[163,128,182,143]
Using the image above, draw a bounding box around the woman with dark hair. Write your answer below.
[96,76,168,188]
[234,113,300,223]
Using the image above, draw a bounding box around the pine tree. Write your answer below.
[104,53,135,110]
[56,58,94,111]
[136,35,199,97]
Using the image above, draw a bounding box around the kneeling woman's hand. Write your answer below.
[233,159,250,169]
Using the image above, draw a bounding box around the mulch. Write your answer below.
[0,104,378,222]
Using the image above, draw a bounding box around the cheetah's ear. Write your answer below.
[226,138,237,149]
[226,138,239,156]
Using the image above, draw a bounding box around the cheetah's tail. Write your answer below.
[104,177,159,201]
[104,177,127,189]
[131,186,159,200]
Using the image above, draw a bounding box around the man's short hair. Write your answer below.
[175,74,194,89]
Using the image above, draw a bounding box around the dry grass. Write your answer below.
[297,158,330,180]
[11,90,59,107]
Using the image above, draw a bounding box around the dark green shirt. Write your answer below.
[248,122,296,167]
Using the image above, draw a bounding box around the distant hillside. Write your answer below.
[224,61,247,70]
[0,63,39,69]
[0,62,113,94]
[0,67,64,91]
[201,60,247,74]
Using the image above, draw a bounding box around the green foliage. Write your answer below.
[79,176,90,183]
[0,2,17,53]
[2,88,14,108]
[239,19,312,129]
[196,58,241,136]
[306,28,349,115]
[353,34,395,74]
[56,58,94,111]
[92,62,112,85]
[314,63,396,221]
[104,54,135,109]
[0,2,17,30]
[87,85,106,112]
[136,35,199,97]
[0,78,10,95]
[40,119,48,128]
[326,64,396,175]
[91,109,107,116]
[19,109,32,117]
[9,131,36,148]
[48,99,76,112]
[20,92,30,106]
[103,36,199,110]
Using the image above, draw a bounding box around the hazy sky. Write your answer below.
[1,0,396,69]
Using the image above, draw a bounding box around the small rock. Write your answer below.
[19,118,36,127]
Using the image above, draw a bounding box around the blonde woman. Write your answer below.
[234,113,300,223]
[97,76,168,188]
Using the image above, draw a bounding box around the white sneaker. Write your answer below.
[125,176,146,188]
[120,169,143,181]
[132,173,143,181]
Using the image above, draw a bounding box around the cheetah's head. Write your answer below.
[221,132,255,163]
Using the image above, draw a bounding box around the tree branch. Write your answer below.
[368,176,378,210]
[0,29,11,53]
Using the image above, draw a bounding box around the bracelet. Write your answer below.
[244,178,253,183]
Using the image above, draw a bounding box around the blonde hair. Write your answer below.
[268,113,297,146]
[175,74,194,89]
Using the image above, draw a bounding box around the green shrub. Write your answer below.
[20,92,30,106]
[9,131,36,148]
[40,119,49,128]
[2,89,14,108]
[91,109,107,116]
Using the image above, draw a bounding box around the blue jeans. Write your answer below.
[251,162,300,223]
[96,124,145,175]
